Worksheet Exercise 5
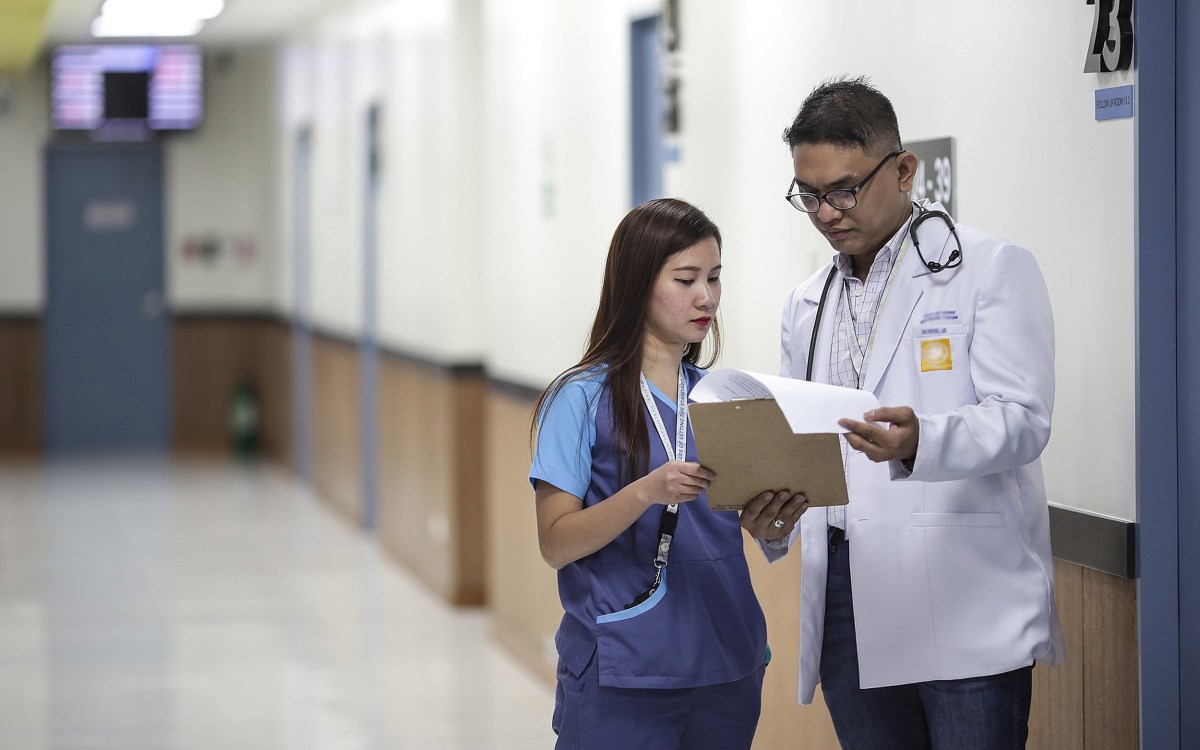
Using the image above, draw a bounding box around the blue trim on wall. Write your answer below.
[292,128,314,482]
[1176,0,1200,744]
[360,105,382,532]
[1136,0,1181,747]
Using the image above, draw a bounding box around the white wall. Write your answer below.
[471,0,1136,520]
[168,47,282,312]
[481,0,662,384]
[0,50,282,314]
[0,68,47,312]
[0,0,1138,520]
[278,0,486,357]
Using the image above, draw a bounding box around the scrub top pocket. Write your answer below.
[590,559,765,690]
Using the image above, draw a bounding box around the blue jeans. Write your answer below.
[820,528,1032,750]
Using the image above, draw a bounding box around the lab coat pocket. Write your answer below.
[908,330,973,411]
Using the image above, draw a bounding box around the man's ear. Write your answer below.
[896,151,919,193]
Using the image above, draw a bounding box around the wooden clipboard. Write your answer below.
[689,398,849,511]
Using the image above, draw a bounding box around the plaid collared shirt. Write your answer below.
[826,214,913,534]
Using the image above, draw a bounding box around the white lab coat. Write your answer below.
[775,204,1066,704]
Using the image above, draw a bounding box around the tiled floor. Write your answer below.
[0,456,556,749]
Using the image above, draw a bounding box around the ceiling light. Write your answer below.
[90,0,224,38]
[91,15,206,38]
[101,0,225,21]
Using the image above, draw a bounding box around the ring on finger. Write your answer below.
[772,518,785,529]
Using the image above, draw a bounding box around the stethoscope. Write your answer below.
[804,202,963,381]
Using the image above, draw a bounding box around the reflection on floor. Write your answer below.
[0,456,555,749]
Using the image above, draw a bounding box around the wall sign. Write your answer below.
[906,137,956,218]
[1095,85,1135,120]
[83,200,137,232]
[1084,0,1134,73]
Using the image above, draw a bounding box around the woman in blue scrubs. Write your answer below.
[530,198,808,749]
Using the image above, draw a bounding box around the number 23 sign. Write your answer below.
[1084,0,1133,73]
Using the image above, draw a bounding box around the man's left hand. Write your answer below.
[838,406,919,464]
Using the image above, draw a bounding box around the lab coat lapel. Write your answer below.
[860,246,925,394]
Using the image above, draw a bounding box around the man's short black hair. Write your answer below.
[782,75,902,155]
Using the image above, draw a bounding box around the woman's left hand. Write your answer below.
[739,491,807,542]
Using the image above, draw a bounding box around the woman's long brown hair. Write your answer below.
[531,198,722,490]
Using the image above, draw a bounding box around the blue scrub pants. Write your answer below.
[552,653,764,750]
[819,528,1033,750]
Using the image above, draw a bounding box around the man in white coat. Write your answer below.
[766,76,1065,748]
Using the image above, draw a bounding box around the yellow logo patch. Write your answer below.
[921,338,953,372]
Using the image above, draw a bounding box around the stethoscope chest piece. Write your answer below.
[910,205,962,274]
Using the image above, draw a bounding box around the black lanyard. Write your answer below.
[625,365,688,609]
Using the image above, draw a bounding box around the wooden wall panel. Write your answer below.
[483,386,560,682]
[743,536,841,749]
[452,376,487,604]
[172,318,260,454]
[171,317,292,464]
[378,357,485,605]
[311,335,362,525]
[254,321,293,466]
[1081,568,1139,750]
[1030,561,1086,750]
[0,319,40,454]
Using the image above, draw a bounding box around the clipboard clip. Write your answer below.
[730,396,773,410]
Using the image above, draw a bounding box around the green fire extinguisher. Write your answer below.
[229,381,261,458]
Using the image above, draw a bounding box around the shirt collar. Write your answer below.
[833,205,919,281]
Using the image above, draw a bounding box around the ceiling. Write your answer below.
[0,0,339,78]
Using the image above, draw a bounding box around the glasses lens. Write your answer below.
[789,194,819,212]
[826,191,857,210]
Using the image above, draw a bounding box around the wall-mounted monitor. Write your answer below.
[51,45,203,138]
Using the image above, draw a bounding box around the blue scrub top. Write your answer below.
[531,364,767,690]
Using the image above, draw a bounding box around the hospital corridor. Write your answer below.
[1,0,1199,748]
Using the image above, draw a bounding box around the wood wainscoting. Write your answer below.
[378,354,486,605]
[171,315,292,464]
[484,382,561,679]
[311,333,363,526]
[483,383,1140,750]
[0,316,41,455]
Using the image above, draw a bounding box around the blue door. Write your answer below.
[43,144,169,453]
[630,15,664,206]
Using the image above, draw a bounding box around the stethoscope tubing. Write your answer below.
[802,204,963,382]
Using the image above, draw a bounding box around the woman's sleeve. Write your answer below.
[529,380,598,500]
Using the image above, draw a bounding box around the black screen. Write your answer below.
[52,46,203,132]
[103,71,150,119]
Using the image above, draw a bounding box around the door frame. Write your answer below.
[630,13,664,207]
[1136,0,1196,747]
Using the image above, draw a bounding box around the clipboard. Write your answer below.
[689,398,849,511]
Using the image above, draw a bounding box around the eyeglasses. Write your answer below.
[785,150,904,213]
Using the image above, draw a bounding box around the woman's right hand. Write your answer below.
[637,460,715,506]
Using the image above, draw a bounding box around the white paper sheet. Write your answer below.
[690,369,880,434]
